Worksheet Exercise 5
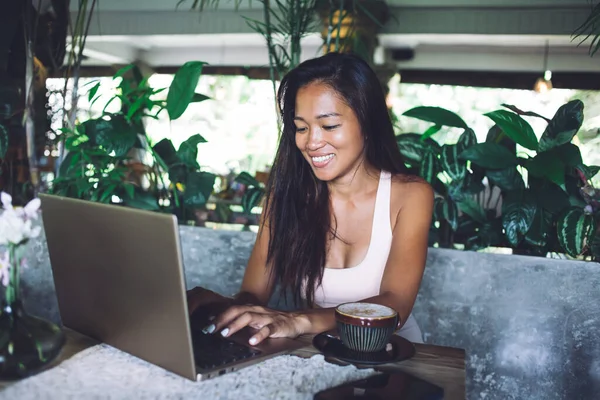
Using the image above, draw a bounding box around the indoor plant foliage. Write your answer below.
[51,62,216,223]
[0,192,65,378]
[398,100,600,260]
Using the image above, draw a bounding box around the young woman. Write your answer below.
[187,52,434,346]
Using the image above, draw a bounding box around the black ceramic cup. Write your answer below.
[334,302,400,353]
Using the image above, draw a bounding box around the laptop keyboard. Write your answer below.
[192,332,261,369]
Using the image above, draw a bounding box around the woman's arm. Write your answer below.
[187,213,274,314]
[233,220,276,306]
[299,181,434,334]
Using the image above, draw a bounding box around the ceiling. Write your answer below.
[69,0,598,74]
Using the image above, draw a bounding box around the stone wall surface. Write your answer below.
[18,225,600,400]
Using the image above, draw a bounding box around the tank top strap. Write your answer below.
[372,170,392,239]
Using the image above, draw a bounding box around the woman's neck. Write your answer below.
[327,162,380,200]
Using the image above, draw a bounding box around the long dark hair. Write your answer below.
[263,52,411,307]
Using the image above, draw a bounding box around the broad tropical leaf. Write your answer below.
[241,186,265,214]
[456,197,486,223]
[502,190,537,246]
[184,171,216,207]
[152,139,178,166]
[577,164,600,181]
[530,179,570,214]
[440,145,466,181]
[457,128,477,152]
[402,106,468,129]
[525,152,566,187]
[124,191,160,211]
[396,133,440,164]
[459,143,519,169]
[419,149,437,183]
[486,124,516,154]
[420,124,442,140]
[167,61,207,120]
[443,198,459,231]
[538,100,584,152]
[484,110,538,151]
[524,208,553,248]
[557,207,596,257]
[177,134,207,169]
[83,115,137,157]
[486,168,524,191]
[235,171,261,187]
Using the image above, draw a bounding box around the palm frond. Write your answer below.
[572,2,600,56]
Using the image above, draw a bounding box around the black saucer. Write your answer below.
[312,333,416,366]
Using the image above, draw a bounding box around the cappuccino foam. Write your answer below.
[337,302,396,318]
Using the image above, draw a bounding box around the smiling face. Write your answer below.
[294,82,366,182]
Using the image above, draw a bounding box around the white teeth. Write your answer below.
[312,154,334,163]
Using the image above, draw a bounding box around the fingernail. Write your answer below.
[202,324,215,334]
[249,337,258,345]
[220,328,229,337]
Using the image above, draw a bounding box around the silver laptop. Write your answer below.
[39,194,304,381]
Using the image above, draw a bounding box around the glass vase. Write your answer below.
[0,243,65,379]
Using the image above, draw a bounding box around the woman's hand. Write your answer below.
[202,304,311,346]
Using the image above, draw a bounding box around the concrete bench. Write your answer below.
[21,225,600,399]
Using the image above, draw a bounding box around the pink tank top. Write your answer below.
[313,170,393,308]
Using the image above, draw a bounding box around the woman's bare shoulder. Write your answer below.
[389,173,434,216]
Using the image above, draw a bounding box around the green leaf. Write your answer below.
[557,207,596,257]
[538,100,584,152]
[396,133,440,164]
[440,145,466,181]
[166,61,207,120]
[184,171,216,208]
[420,125,442,140]
[486,124,516,154]
[191,93,211,103]
[235,171,260,187]
[443,198,459,231]
[87,81,101,103]
[462,171,486,195]
[502,190,537,246]
[459,143,519,169]
[152,139,179,167]
[419,150,437,183]
[525,152,566,187]
[457,128,477,152]
[524,208,553,248]
[456,197,486,223]
[113,64,135,79]
[486,168,524,191]
[402,106,467,129]
[578,165,600,181]
[530,179,570,214]
[177,134,207,169]
[124,192,160,211]
[0,124,8,159]
[484,110,538,151]
[83,115,137,157]
[241,186,265,214]
[552,143,583,167]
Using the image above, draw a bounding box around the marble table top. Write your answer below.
[0,329,465,399]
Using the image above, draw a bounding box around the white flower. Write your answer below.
[0,191,42,246]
